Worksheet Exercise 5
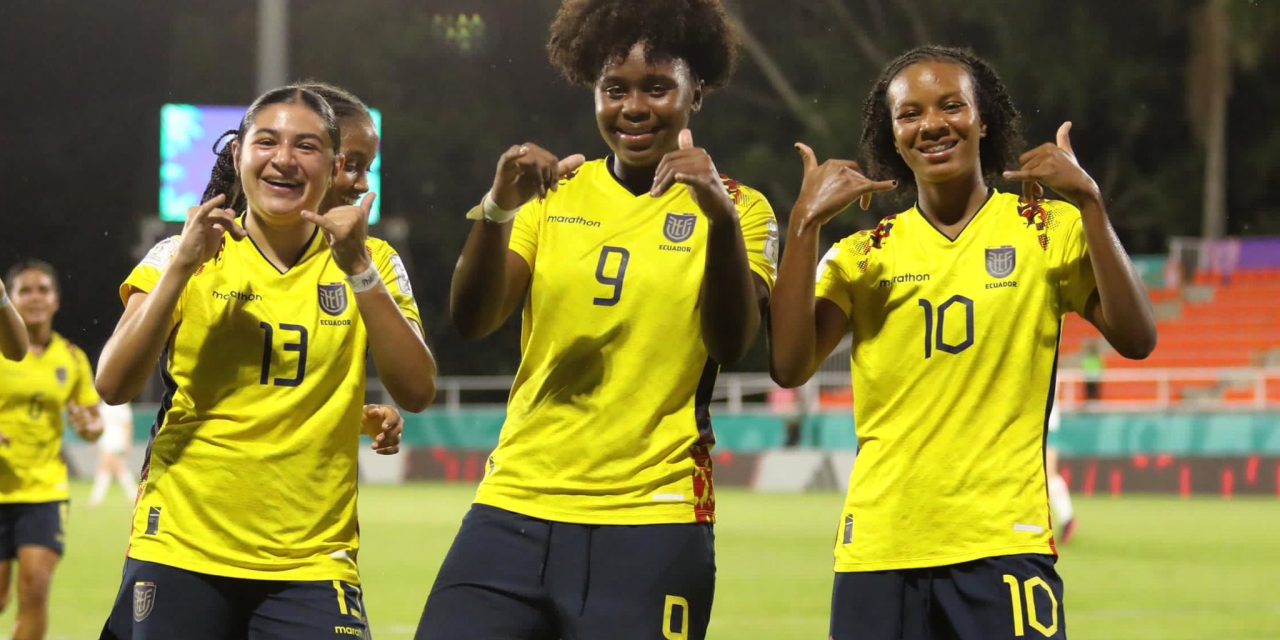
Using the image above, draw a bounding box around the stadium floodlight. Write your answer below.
[159,104,382,224]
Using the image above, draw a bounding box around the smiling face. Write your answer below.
[321,114,379,212]
[10,269,58,329]
[887,61,987,186]
[594,42,702,170]
[234,103,338,224]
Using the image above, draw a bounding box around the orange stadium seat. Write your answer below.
[1059,268,1280,406]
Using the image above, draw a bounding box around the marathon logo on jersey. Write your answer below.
[986,246,1016,279]
[133,581,156,622]
[664,213,697,243]
[55,367,68,385]
[318,283,349,317]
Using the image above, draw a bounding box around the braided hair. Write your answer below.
[200,85,342,212]
[297,81,371,124]
[860,45,1023,192]
[547,0,738,89]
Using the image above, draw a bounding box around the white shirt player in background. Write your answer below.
[89,402,138,507]
[1045,391,1077,544]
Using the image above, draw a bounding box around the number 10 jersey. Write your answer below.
[474,159,778,526]
[815,191,1097,572]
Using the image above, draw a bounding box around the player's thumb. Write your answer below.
[1056,121,1074,154]
[794,142,818,172]
[557,153,587,176]
[678,128,694,151]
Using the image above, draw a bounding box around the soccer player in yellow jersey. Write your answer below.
[417,2,778,638]
[0,260,103,640]
[770,46,1157,640]
[96,85,436,639]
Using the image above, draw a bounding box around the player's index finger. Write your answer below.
[189,194,224,220]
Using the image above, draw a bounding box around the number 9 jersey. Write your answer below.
[815,190,1096,572]
[475,159,778,526]
[120,225,421,584]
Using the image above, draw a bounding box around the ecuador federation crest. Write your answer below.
[133,581,156,622]
[318,283,349,317]
[664,213,697,243]
[986,246,1016,279]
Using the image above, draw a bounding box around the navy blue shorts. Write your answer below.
[99,558,371,640]
[831,554,1066,640]
[417,504,716,640]
[0,501,67,558]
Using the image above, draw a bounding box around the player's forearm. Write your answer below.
[0,305,27,361]
[769,221,823,387]
[1078,197,1157,359]
[699,216,761,365]
[96,266,191,404]
[358,286,437,413]
[450,220,514,340]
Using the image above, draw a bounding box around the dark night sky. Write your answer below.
[4,1,1278,377]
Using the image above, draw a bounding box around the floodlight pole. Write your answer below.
[257,0,289,93]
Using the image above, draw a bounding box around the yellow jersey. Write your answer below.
[0,333,100,503]
[122,224,420,583]
[814,191,1095,571]
[474,159,778,525]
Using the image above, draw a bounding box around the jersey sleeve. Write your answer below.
[737,188,780,292]
[508,197,548,270]
[69,344,102,407]
[1049,202,1097,317]
[814,234,865,319]
[369,239,423,331]
[121,236,181,304]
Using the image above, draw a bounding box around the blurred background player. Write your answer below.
[769,45,1156,640]
[0,271,28,361]
[96,84,434,639]
[88,401,138,508]
[1045,396,1076,544]
[0,260,103,640]
[419,1,777,638]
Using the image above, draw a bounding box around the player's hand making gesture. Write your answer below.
[651,129,736,223]
[68,403,103,443]
[174,194,247,273]
[1003,121,1101,207]
[302,193,376,275]
[791,143,897,235]
[490,143,586,211]
[362,404,404,455]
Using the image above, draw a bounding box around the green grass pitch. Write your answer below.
[13,483,1280,639]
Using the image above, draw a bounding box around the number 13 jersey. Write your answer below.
[474,159,778,525]
[815,191,1096,572]
[120,226,420,584]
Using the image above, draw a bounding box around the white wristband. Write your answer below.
[346,263,381,293]
[0,293,9,310]
[464,191,519,224]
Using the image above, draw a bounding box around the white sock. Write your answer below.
[1049,474,1074,525]
[89,470,111,506]
[117,468,139,500]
